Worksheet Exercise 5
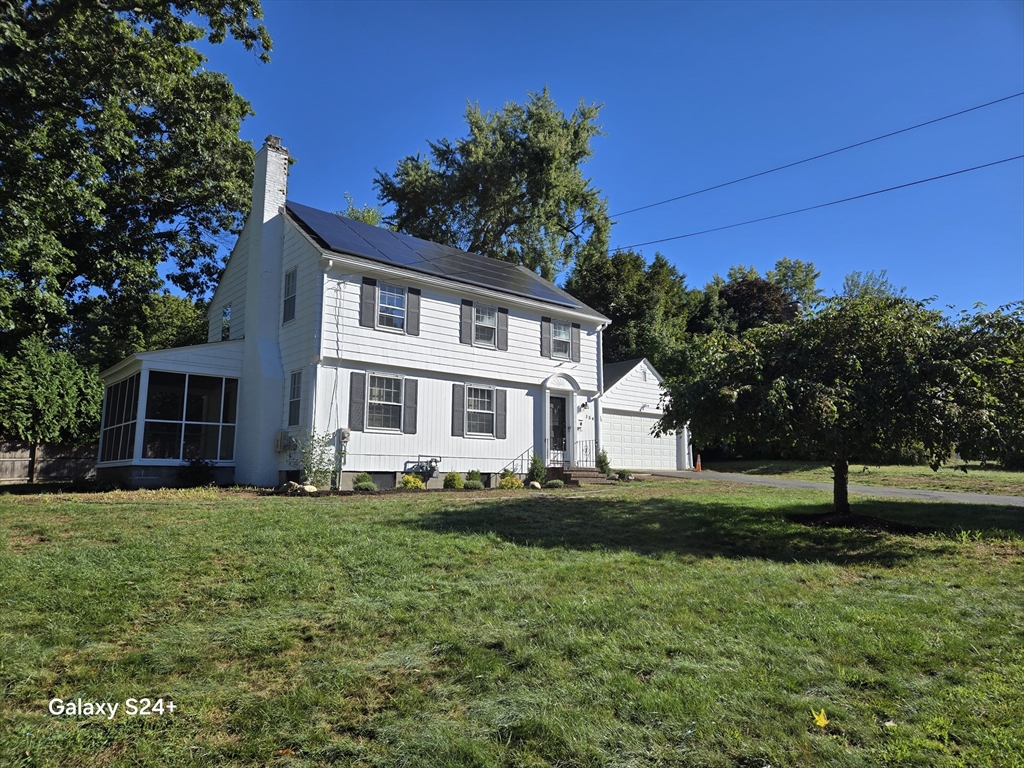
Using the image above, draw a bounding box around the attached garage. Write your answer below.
[599,358,692,471]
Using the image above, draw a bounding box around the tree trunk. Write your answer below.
[833,459,850,514]
[28,441,37,484]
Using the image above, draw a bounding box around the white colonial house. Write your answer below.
[96,136,690,488]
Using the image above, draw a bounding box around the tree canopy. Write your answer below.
[660,296,986,513]
[564,249,692,374]
[0,0,271,356]
[374,87,610,281]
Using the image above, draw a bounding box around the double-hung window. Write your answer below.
[474,305,497,347]
[283,268,297,323]
[368,374,403,430]
[378,283,406,330]
[552,320,572,359]
[288,371,302,426]
[466,387,495,436]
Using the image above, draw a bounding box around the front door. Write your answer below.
[549,396,567,465]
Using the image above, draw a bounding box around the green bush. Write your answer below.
[596,449,611,474]
[443,471,464,489]
[526,453,546,484]
[500,468,515,480]
[498,475,524,490]
[353,472,373,485]
[466,469,482,482]
[543,479,564,489]
[399,473,426,490]
[352,481,377,492]
[463,480,485,490]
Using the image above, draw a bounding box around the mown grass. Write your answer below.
[1,483,1022,767]
[705,460,1024,497]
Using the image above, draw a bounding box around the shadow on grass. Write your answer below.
[402,494,1010,566]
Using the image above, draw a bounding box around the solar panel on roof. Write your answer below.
[284,199,600,315]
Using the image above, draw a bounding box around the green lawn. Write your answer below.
[1,483,1022,767]
[703,460,1024,497]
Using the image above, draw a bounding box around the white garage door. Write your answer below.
[603,411,677,470]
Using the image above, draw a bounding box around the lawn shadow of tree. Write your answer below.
[404,493,1022,567]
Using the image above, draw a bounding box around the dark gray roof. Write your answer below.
[603,358,646,391]
[285,200,607,319]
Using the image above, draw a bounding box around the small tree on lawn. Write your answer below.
[659,296,984,514]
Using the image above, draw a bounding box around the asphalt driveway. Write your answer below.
[652,470,1024,507]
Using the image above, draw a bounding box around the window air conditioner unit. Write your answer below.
[275,430,297,453]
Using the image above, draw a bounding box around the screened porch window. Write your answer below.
[141,372,237,461]
[100,373,140,462]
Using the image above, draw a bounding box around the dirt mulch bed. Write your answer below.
[787,511,937,535]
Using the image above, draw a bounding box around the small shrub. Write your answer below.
[500,468,515,480]
[352,481,377,492]
[400,473,426,490]
[543,479,564,489]
[498,474,524,490]
[353,472,373,485]
[466,469,482,482]
[596,449,611,474]
[526,453,546,484]
[443,471,464,489]
[463,480,485,490]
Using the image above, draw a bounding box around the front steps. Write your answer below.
[546,466,614,487]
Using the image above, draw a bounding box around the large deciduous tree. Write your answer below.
[0,0,271,354]
[374,87,610,281]
[660,297,983,514]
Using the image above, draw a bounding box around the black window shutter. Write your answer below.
[349,372,366,431]
[497,308,509,351]
[495,389,507,439]
[406,288,421,336]
[460,300,473,344]
[451,383,465,437]
[571,323,581,363]
[359,278,377,328]
[403,378,418,434]
[540,317,552,358]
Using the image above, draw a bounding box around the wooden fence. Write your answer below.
[0,440,97,484]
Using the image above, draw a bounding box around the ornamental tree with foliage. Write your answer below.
[0,0,271,356]
[660,296,983,513]
[374,87,610,280]
[766,257,824,308]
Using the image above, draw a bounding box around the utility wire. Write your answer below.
[609,92,1024,218]
[613,155,1024,251]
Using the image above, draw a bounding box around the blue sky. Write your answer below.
[199,0,1023,311]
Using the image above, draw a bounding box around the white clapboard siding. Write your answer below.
[313,362,539,474]
[133,340,244,376]
[321,270,600,393]
[602,360,665,414]
[206,219,251,342]
[277,225,325,431]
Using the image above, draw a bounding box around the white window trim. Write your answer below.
[283,268,297,325]
[287,370,302,428]
[473,303,498,348]
[552,319,572,360]
[465,383,496,439]
[365,371,405,433]
[376,283,407,334]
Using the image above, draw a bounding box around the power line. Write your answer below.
[613,155,1024,251]
[609,92,1024,218]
